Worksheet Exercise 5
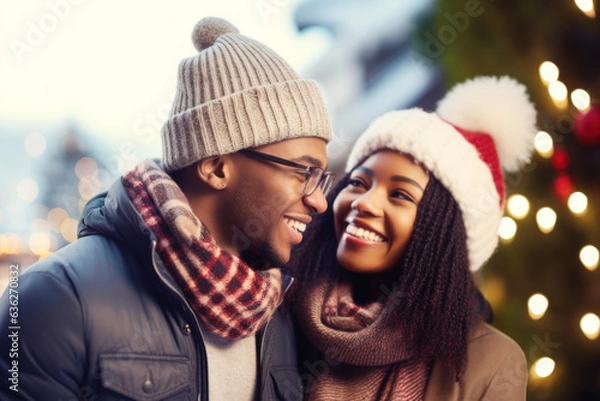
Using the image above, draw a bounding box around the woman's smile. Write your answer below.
[333,150,429,275]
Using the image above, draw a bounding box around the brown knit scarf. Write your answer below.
[295,278,430,401]
[123,159,283,339]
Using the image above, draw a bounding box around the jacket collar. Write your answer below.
[79,178,156,256]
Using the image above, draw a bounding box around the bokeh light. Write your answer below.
[528,293,549,320]
[549,81,568,100]
[78,176,101,201]
[534,131,554,158]
[567,192,588,214]
[5,234,24,255]
[551,147,570,171]
[571,89,591,111]
[533,357,556,378]
[507,194,530,219]
[575,0,596,18]
[60,218,79,243]
[0,235,7,255]
[16,178,39,203]
[548,81,568,108]
[498,217,517,241]
[48,208,70,232]
[580,313,600,340]
[536,207,557,234]
[29,232,51,255]
[579,245,599,271]
[24,132,47,158]
[75,157,99,179]
[539,61,559,84]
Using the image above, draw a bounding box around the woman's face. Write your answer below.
[333,150,430,274]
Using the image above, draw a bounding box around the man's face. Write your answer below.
[221,137,329,267]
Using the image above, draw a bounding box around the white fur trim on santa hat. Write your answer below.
[346,109,502,271]
[436,76,537,172]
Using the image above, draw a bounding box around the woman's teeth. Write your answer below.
[345,224,385,242]
[284,218,306,233]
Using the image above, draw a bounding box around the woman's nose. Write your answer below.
[351,188,383,217]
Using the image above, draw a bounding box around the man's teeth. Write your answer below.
[284,218,306,233]
[345,224,385,242]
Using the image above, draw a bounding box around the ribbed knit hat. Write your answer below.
[162,17,333,171]
[346,76,537,271]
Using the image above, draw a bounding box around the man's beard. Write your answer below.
[240,239,285,271]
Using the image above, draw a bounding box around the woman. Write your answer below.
[289,76,535,400]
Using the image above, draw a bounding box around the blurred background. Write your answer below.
[1,0,599,399]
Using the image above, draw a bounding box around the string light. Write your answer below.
[498,217,517,242]
[528,293,549,320]
[534,131,554,158]
[548,81,568,108]
[536,207,557,234]
[580,313,600,340]
[571,89,591,112]
[539,61,559,85]
[568,192,588,214]
[580,245,599,271]
[574,0,596,18]
[532,357,556,378]
[507,194,530,219]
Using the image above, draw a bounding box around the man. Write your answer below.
[0,17,333,400]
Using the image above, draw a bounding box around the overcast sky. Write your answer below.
[0,0,329,155]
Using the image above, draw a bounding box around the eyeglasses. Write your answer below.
[239,149,335,197]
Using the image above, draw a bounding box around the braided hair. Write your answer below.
[287,168,483,380]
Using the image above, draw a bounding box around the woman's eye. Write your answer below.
[391,190,414,202]
[348,178,366,188]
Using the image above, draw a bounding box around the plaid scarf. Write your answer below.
[295,278,430,401]
[123,159,283,339]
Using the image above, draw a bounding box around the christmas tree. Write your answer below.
[420,1,600,399]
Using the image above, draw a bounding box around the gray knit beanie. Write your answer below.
[162,17,333,171]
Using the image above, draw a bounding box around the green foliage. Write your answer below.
[415,1,600,399]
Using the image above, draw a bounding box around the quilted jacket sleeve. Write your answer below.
[0,266,86,400]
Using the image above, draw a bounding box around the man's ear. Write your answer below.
[196,155,230,190]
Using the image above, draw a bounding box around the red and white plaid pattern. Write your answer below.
[122,160,283,339]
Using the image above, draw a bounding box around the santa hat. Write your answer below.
[346,76,537,271]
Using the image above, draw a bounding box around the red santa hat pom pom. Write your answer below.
[436,76,537,172]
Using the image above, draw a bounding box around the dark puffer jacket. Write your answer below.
[0,179,302,401]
